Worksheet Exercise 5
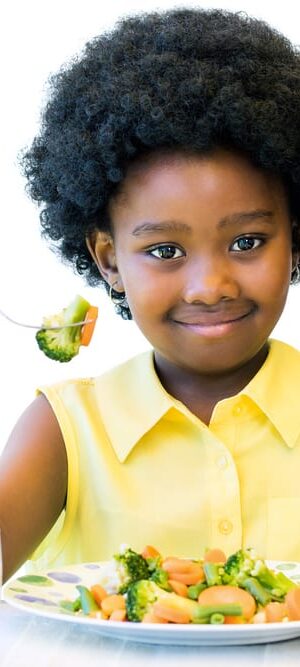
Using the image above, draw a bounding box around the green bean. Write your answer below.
[242,577,271,606]
[210,613,225,624]
[192,603,242,623]
[76,585,100,614]
[203,562,223,586]
[187,582,207,600]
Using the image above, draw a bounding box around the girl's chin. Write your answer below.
[156,338,269,378]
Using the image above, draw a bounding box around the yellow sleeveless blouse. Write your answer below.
[27,340,300,571]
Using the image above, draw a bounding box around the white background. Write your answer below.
[1,0,300,450]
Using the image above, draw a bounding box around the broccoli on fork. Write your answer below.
[36,294,95,362]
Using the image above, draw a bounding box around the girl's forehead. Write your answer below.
[109,147,288,215]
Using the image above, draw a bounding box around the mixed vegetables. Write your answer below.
[59,545,300,624]
[36,294,98,362]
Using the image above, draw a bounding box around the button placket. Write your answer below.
[207,440,242,551]
[206,401,243,551]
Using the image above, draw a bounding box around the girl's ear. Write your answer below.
[292,252,300,279]
[86,231,124,290]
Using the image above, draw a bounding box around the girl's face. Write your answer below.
[91,149,293,378]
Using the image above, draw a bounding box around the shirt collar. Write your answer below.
[95,351,176,462]
[96,339,300,461]
[241,338,300,449]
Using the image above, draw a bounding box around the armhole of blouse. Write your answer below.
[26,385,80,569]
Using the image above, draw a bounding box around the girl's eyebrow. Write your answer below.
[218,209,275,228]
[132,221,191,236]
[131,210,275,236]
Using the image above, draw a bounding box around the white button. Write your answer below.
[233,405,242,416]
[218,519,233,535]
[216,455,228,469]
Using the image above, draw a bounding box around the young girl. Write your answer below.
[1,7,300,583]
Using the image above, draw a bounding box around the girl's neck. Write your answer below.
[153,344,269,425]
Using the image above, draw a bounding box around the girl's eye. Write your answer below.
[231,237,264,252]
[147,245,185,260]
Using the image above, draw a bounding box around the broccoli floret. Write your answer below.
[126,579,243,623]
[126,579,160,621]
[36,294,92,362]
[113,547,151,593]
[223,548,257,584]
[144,553,171,591]
[150,567,171,591]
[223,548,296,601]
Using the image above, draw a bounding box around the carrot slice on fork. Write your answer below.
[80,306,99,346]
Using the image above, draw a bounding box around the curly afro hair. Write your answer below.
[21,7,300,318]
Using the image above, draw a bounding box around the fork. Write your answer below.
[0,308,95,330]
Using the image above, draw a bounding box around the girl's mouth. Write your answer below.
[173,311,253,338]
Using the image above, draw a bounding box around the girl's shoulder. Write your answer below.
[38,349,154,396]
[0,393,67,581]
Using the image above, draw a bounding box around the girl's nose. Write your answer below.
[183,258,240,305]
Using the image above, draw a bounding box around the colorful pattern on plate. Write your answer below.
[4,562,106,613]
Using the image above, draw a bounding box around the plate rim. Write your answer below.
[3,558,300,645]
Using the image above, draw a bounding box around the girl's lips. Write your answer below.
[174,311,252,337]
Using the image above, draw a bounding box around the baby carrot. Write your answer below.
[265,602,288,623]
[204,548,227,563]
[162,558,205,585]
[101,594,126,616]
[168,579,189,597]
[167,566,205,585]
[141,545,161,559]
[162,557,197,573]
[153,600,191,624]
[153,598,243,624]
[285,588,300,620]
[90,584,108,606]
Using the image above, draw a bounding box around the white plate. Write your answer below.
[3,560,300,645]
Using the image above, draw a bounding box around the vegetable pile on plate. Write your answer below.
[59,546,300,624]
